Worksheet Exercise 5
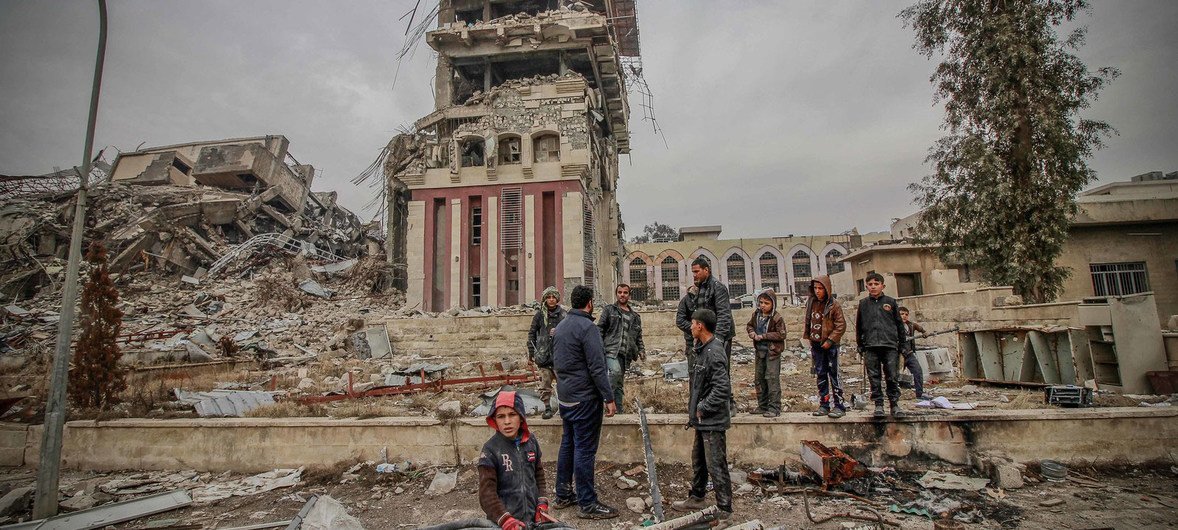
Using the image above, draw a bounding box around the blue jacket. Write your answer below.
[553,309,614,404]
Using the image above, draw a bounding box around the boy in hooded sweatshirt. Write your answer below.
[527,286,565,419]
[478,388,554,529]
[745,289,786,417]
[805,276,848,418]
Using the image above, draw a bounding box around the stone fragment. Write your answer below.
[427,469,458,495]
[616,476,639,490]
[1040,497,1065,507]
[625,497,646,514]
[438,401,462,416]
[0,486,33,516]
[991,464,1024,489]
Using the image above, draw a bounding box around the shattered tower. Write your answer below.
[384,0,640,311]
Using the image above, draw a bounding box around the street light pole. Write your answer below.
[33,0,108,519]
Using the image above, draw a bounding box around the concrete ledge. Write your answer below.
[10,408,1176,472]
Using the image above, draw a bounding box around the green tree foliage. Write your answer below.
[70,242,126,409]
[630,222,678,244]
[901,0,1118,302]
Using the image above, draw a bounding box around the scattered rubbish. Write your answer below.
[174,389,277,417]
[803,488,899,527]
[662,361,689,381]
[800,440,868,489]
[299,494,365,530]
[192,468,303,504]
[3,489,192,530]
[916,471,990,491]
[309,258,359,276]
[1044,385,1094,407]
[1039,460,1068,482]
[298,279,333,299]
[181,275,200,285]
[916,396,977,410]
[643,505,719,530]
[427,469,458,495]
[375,461,413,474]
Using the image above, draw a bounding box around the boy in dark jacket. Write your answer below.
[805,276,847,418]
[527,286,564,419]
[745,289,786,417]
[672,309,733,524]
[899,306,927,399]
[478,388,554,529]
[855,273,908,418]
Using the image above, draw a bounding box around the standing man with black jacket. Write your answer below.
[676,257,734,381]
[597,284,644,412]
[856,273,908,419]
[551,285,618,519]
[671,309,733,524]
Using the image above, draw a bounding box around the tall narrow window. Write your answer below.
[629,258,648,302]
[727,254,747,298]
[792,250,812,278]
[471,207,482,246]
[471,277,482,307]
[759,252,779,291]
[661,256,680,300]
[534,134,560,162]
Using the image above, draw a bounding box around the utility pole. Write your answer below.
[33,0,108,519]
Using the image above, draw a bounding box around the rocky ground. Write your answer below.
[1,460,1175,529]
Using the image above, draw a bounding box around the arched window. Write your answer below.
[793,250,813,299]
[460,137,485,167]
[533,133,560,162]
[498,135,521,165]
[826,249,845,274]
[759,252,779,291]
[629,258,648,301]
[661,256,680,301]
[726,254,747,298]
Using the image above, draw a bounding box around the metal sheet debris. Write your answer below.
[3,489,192,530]
[298,279,333,299]
[799,440,868,489]
[309,258,358,275]
[662,361,688,381]
[173,389,277,417]
[365,327,392,359]
[298,494,365,530]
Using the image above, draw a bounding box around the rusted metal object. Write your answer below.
[799,440,868,489]
[296,369,539,404]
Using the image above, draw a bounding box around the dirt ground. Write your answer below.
[3,460,1175,529]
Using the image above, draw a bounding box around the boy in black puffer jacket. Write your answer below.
[856,273,908,419]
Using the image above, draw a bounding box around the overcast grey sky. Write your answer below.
[1,1,1174,239]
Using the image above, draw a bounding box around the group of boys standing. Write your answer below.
[477,258,926,528]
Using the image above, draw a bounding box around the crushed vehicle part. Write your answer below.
[800,440,868,489]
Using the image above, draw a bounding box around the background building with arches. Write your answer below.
[625,225,888,305]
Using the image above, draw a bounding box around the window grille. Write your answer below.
[759,252,779,290]
[727,254,747,297]
[1090,262,1149,296]
[629,258,647,301]
[500,188,522,250]
[661,256,680,300]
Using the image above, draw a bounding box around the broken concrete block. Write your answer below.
[426,469,458,495]
[60,493,100,511]
[616,476,639,490]
[625,496,645,514]
[301,494,365,530]
[991,464,1024,489]
[182,342,213,362]
[298,279,333,299]
[0,486,33,516]
[437,401,462,416]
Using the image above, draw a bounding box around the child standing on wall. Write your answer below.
[805,276,847,419]
[899,306,927,399]
[477,388,557,529]
[856,273,908,419]
[746,289,786,417]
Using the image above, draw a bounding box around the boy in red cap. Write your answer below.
[478,388,554,529]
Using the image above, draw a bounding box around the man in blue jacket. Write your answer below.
[551,285,618,519]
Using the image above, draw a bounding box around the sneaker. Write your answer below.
[551,497,576,510]
[828,408,846,419]
[891,402,906,418]
[751,408,767,415]
[671,496,708,512]
[811,407,829,417]
[763,411,780,418]
[577,502,619,519]
[873,404,886,418]
[542,406,555,420]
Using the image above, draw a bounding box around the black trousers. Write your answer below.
[688,429,732,512]
[903,351,925,398]
[864,346,901,405]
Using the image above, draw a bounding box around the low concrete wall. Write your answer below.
[8,408,1174,472]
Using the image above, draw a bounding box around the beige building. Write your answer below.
[384,0,640,311]
[625,226,888,304]
[844,172,1178,323]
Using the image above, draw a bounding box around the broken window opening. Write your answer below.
[759,252,779,291]
[471,206,483,246]
[460,137,486,167]
[629,258,647,301]
[792,250,812,279]
[825,250,845,274]
[171,157,191,174]
[490,0,559,19]
[661,256,679,301]
[534,134,560,163]
[726,254,747,298]
[498,136,521,164]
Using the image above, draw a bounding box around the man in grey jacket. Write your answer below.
[598,283,644,412]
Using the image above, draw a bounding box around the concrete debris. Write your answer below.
[916,396,977,410]
[437,400,462,416]
[616,476,639,490]
[426,469,458,495]
[0,486,33,517]
[917,471,990,491]
[298,279,333,299]
[3,489,193,530]
[300,494,365,530]
[625,496,646,514]
[173,389,277,417]
[1039,497,1066,507]
[191,468,303,504]
[662,361,689,381]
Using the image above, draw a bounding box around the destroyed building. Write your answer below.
[381,0,640,311]
[0,135,379,300]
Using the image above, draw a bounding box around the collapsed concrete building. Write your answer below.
[382,0,640,311]
[0,135,380,301]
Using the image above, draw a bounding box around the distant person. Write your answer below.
[856,273,907,418]
[745,289,785,417]
[899,306,927,400]
[677,257,733,404]
[527,286,564,419]
[805,276,847,419]
[477,388,557,529]
[551,285,618,519]
[597,283,645,412]
[671,309,733,524]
